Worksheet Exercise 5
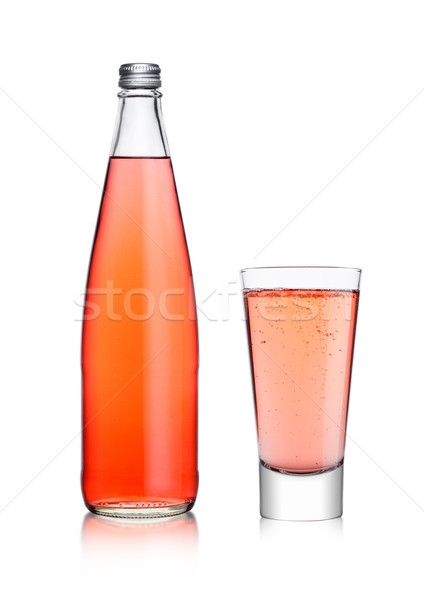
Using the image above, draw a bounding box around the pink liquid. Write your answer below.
[82,158,198,511]
[244,289,359,473]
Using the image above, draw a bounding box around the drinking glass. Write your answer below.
[242,267,360,521]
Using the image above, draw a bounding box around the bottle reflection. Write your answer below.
[82,511,198,571]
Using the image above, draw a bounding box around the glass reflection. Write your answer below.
[260,515,343,543]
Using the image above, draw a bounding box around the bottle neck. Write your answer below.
[110,89,170,158]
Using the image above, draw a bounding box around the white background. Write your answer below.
[1,0,423,597]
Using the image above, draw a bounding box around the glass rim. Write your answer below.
[240,266,361,273]
[241,266,361,291]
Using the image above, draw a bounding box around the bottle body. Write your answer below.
[82,70,198,517]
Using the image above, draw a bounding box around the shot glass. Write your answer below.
[242,267,360,521]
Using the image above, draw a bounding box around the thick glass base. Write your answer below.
[86,501,195,519]
[259,460,343,521]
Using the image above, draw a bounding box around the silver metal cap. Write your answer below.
[118,63,161,89]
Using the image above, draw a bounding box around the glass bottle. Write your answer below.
[82,63,198,518]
